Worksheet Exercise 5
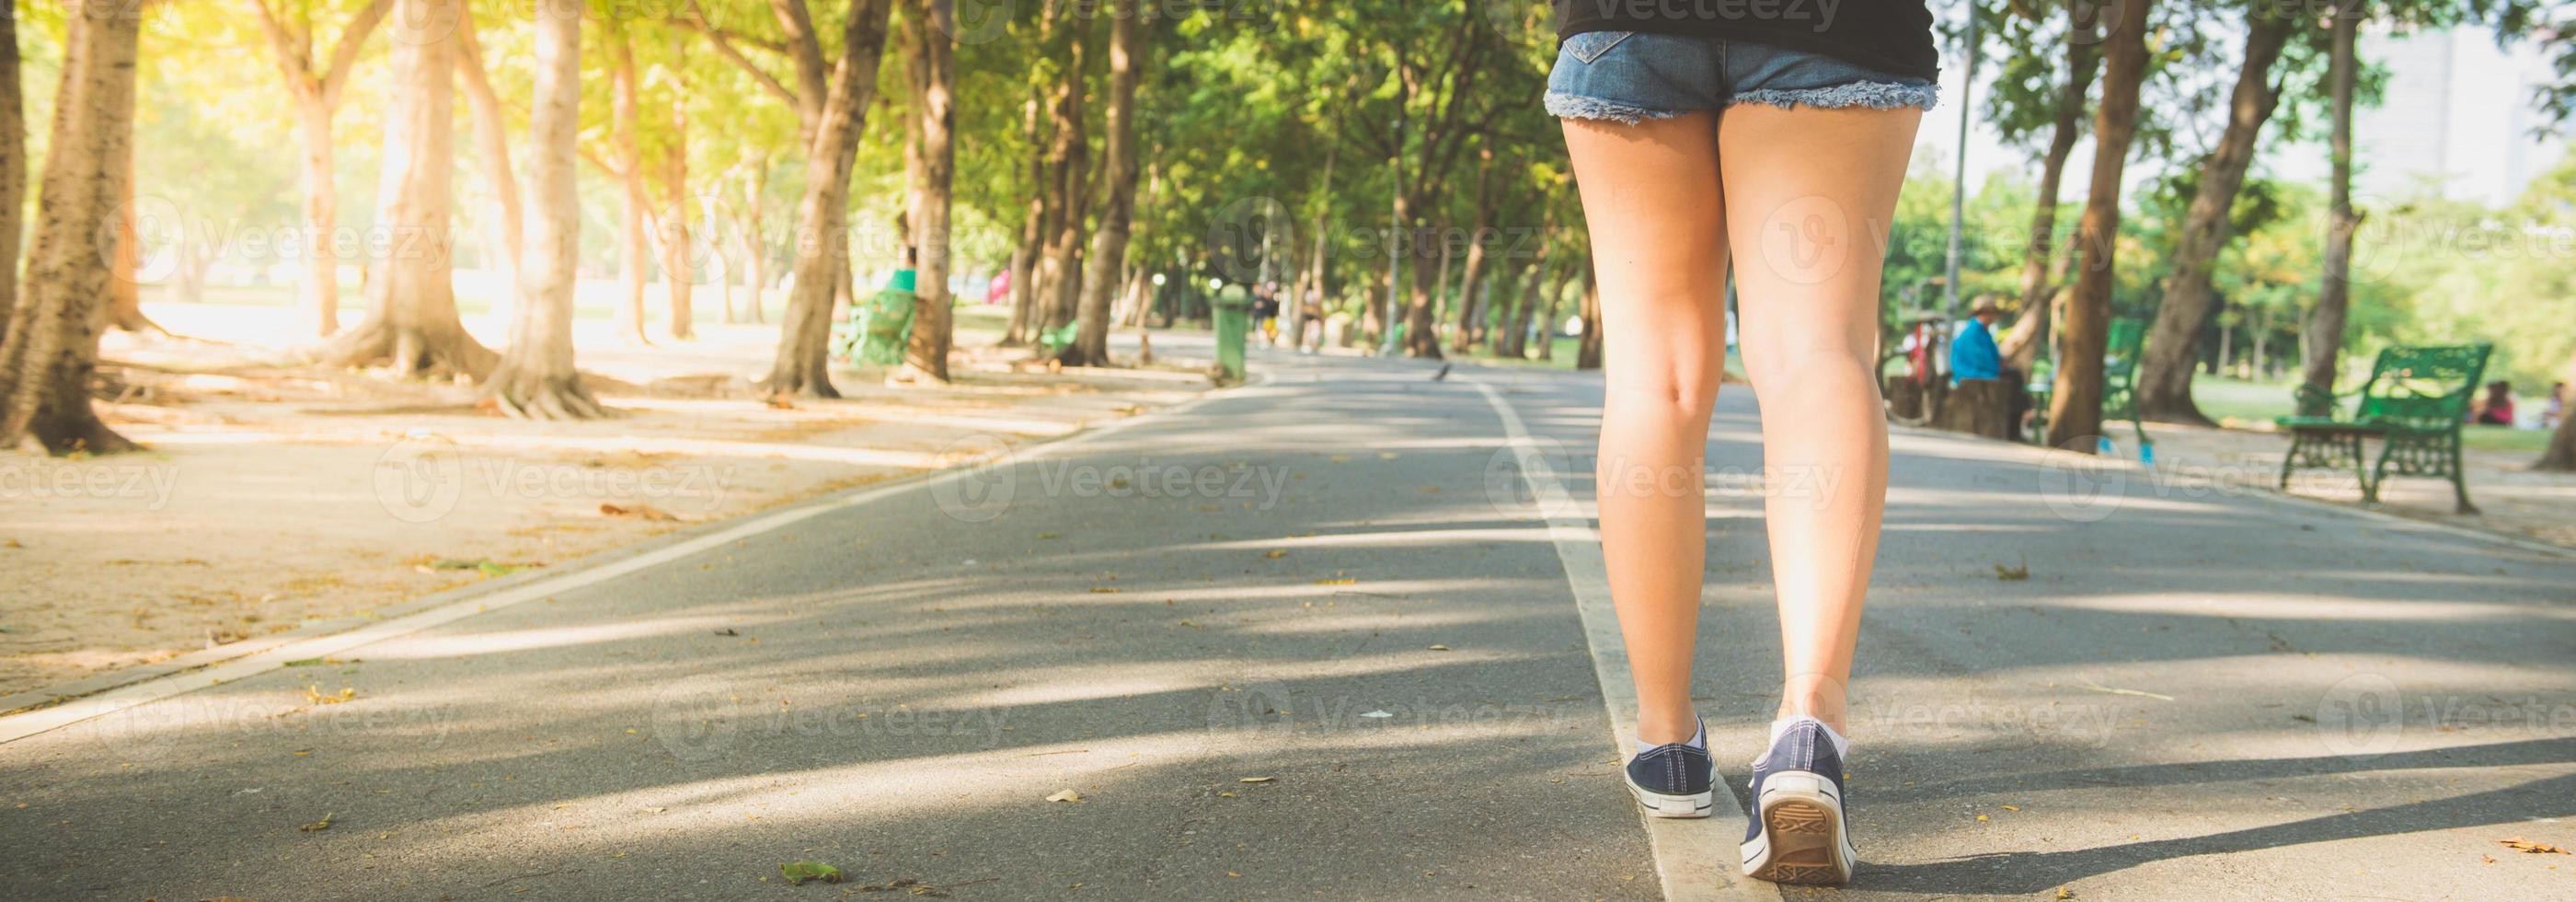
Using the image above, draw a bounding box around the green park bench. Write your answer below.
[2275,342,2491,514]
[2026,317,2153,459]
[833,271,920,365]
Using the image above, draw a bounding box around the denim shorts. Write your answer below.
[1546,31,1938,124]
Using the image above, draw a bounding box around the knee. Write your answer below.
[1743,339,1876,395]
[1607,367,1723,417]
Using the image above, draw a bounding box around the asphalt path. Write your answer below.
[5,341,2570,900]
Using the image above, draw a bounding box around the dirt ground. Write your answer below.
[0,302,1208,698]
[2132,419,2576,550]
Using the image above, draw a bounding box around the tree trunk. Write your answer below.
[454,10,523,306]
[106,155,152,331]
[2045,0,2153,450]
[319,0,494,378]
[1999,8,2098,371]
[1400,202,1444,359]
[1482,260,1518,354]
[3,3,29,337]
[1535,262,1571,362]
[1064,0,1144,368]
[249,0,390,339]
[1504,217,1554,359]
[294,98,341,337]
[0,5,141,454]
[2538,370,2576,471]
[659,43,694,341]
[2135,16,2291,425]
[1003,83,1045,346]
[1037,20,1090,341]
[742,160,768,325]
[718,225,739,324]
[482,0,602,420]
[2252,309,2270,376]
[1573,266,1602,370]
[2301,6,2362,411]
[2214,319,2231,376]
[899,0,960,382]
[1448,152,1495,354]
[1297,144,1334,348]
[763,0,894,398]
[610,29,651,344]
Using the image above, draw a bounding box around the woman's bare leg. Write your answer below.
[1561,112,1729,746]
[1718,103,1920,735]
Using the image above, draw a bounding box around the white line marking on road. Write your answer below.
[0,376,1257,747]
[1470,380,1779,902]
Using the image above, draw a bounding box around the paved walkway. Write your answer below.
[4,347,2570,899]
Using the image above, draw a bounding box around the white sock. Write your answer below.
[1755,715,1851,765]
[1637,718,1708,756]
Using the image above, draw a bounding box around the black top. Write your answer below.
[1554,0,1939,81]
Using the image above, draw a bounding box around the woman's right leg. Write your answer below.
[1561,112,1729,747]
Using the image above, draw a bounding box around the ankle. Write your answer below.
[1775,698,1847,737]
[1637,707,1702,746]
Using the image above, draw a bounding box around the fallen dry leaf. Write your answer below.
[1237,776,1274,784]
[299,812,334,832]
[599,503,678,522]
[1045,789,1084,804]
[2501,837,2570,854]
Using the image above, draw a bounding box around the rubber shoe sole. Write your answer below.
[1739,771,1856,885]
[1624,772,1715,819]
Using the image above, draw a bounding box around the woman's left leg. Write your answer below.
[1718,102,1918,737]
[1719,98,1919,887]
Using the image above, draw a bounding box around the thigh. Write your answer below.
[1560,113,1728,392]
[1717,104,1919,377]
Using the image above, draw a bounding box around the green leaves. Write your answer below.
[780,861,844,885]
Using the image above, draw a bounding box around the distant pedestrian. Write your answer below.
[1948,301,2003,386]
[2472,380,2515,426]
[1248,284,1279,345]
[2542,381,2567,429]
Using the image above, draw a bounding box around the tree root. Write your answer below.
[479,365,611,421]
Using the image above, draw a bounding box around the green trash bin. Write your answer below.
[850,269,919,365]
[1213,291,1250,383]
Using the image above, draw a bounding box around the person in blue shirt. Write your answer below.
[1949,302,2004,386]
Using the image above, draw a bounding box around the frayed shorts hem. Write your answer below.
[1548,83,1939,124]
[1731,82,1939,111]
[1544,91,1683,125]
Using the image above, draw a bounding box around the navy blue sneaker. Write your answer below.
[1623,721,1715,818]
[1740,717,1857,885]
